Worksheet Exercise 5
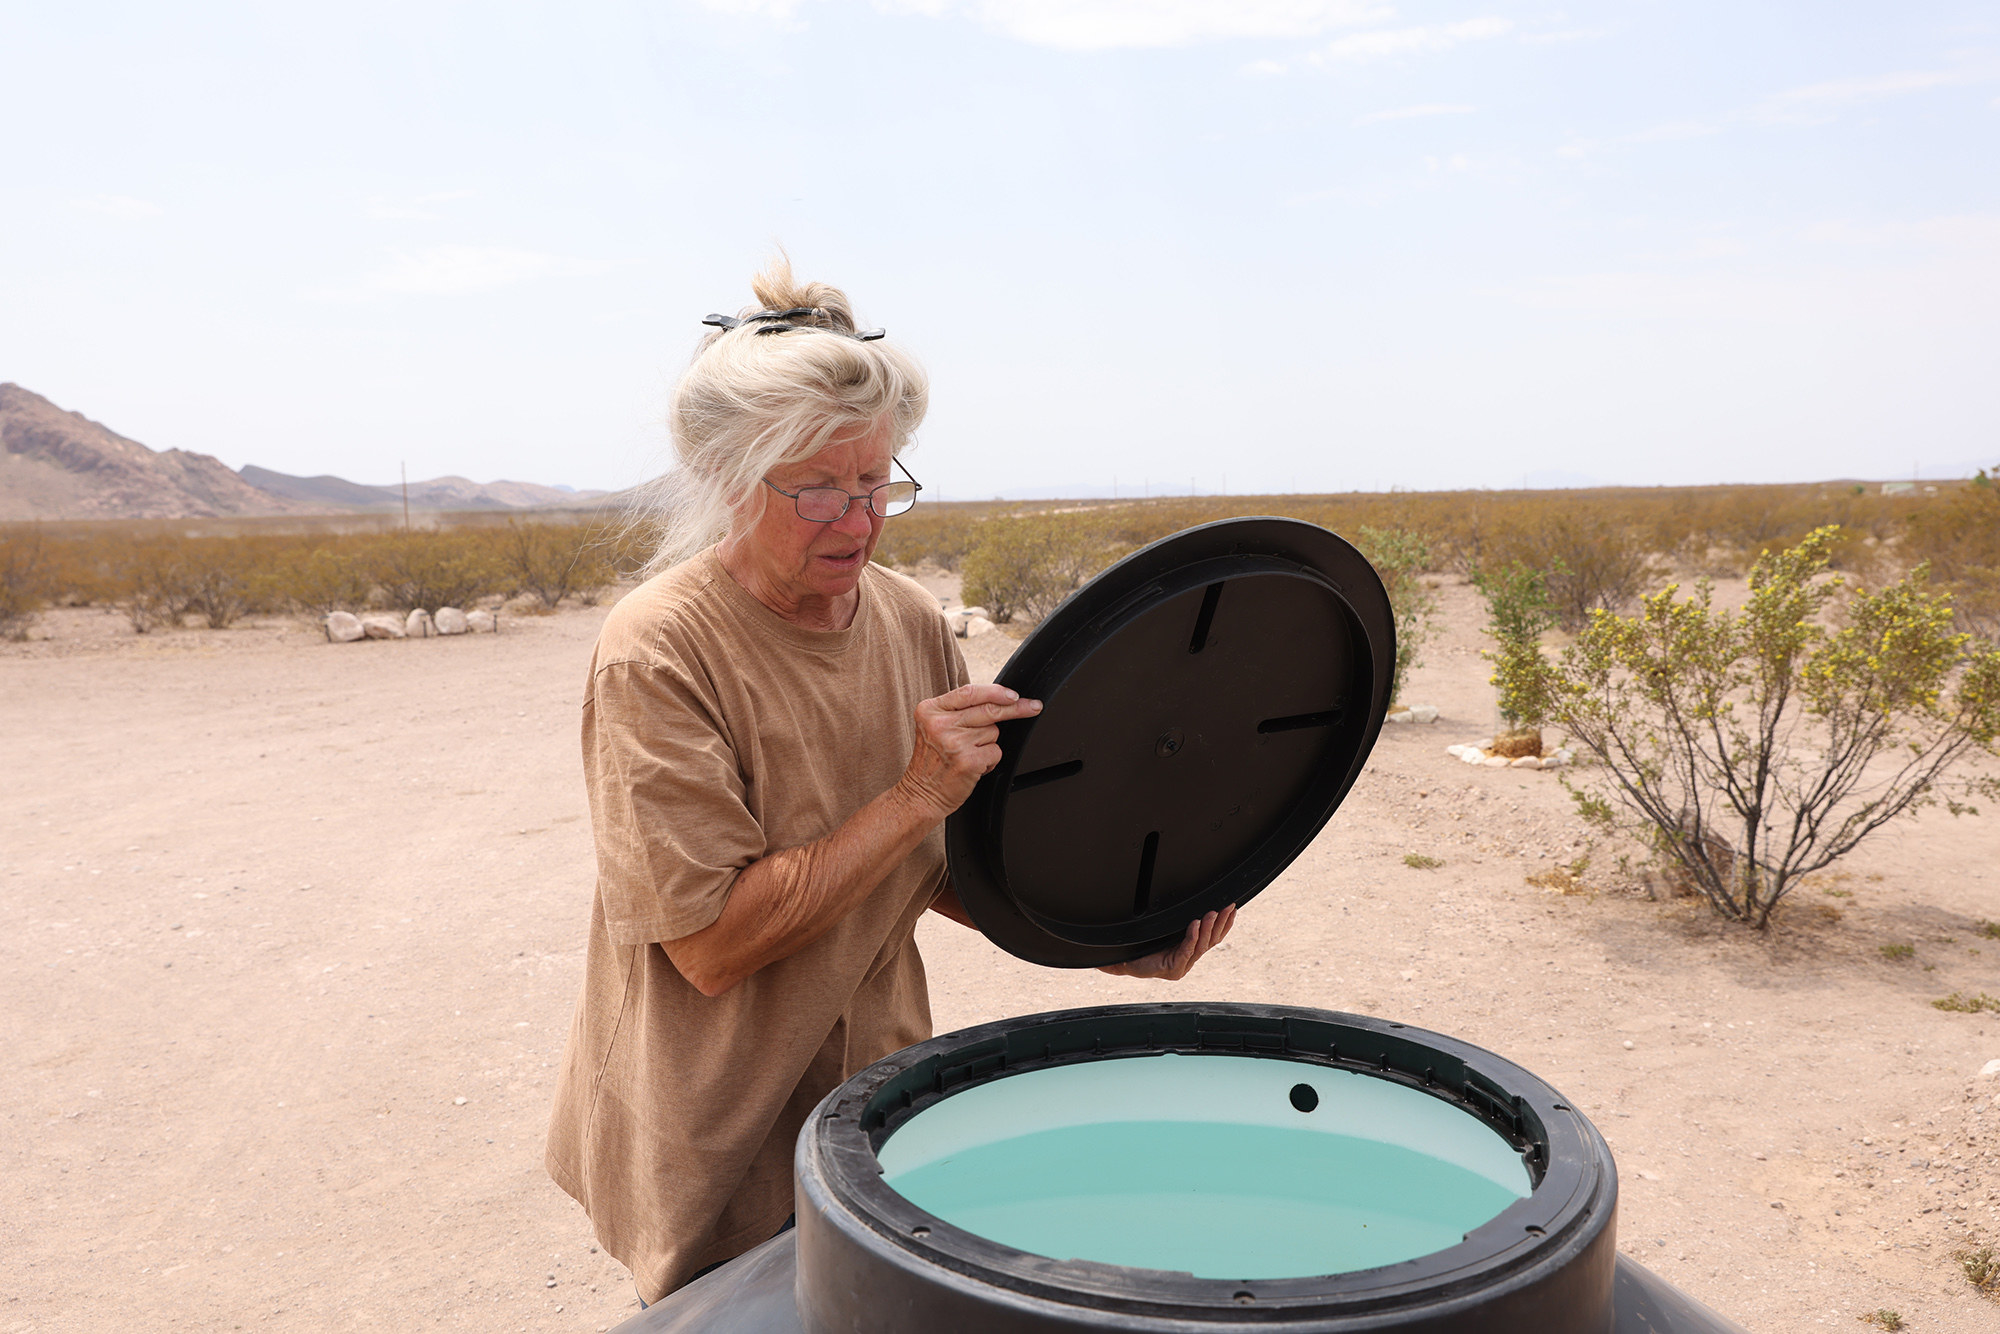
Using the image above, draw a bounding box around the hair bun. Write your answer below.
[749,253,857,334]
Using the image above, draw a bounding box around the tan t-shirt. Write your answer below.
[545,549,966,1302]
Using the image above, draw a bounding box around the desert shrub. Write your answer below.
[1486,509,1657,631]
[362,529,502,611]
[108,537,199,632]
[1902,477,2000,642]
[1543,526,2000,927]
[179,537,266,629]
[1353,526,1439,706]
[498,518,616,608]
[0,526,55,639]
[270,541,370,617]
[873,508,984,571]
[962,512,1124,624]
[1474,561,1559,731]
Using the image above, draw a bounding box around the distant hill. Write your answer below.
[238,467,610,512]
[235,465,404,512]
[0,383,313,521]
[0,383,611,520]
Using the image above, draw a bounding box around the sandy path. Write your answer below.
[3,579,1997,1333]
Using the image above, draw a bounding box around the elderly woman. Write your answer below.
[545,260,1235,1304]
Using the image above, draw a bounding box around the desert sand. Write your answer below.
[4,575,1997,1333]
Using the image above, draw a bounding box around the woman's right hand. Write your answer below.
[896,683,1042,822]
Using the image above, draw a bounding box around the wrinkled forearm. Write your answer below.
[663,778,944,996]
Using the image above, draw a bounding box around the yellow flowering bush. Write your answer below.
[1543,526,2000,927]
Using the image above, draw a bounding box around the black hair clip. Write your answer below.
[703,308,816,333]
[700,310,886,341]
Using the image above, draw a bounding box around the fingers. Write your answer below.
[1095,905,1238,982]
[928,683,1043,724]
[901,686,1045,820]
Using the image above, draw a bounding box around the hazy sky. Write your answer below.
[3,2,1996,499]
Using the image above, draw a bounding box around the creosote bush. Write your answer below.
[961,512,1124,625]
[1540,526,2000,928]
[1902,475,2000,642]
[0,525,54,639]
[1475,560,1559,732]
[499,518,618,609]
[365,530,502,611]
[272,542,370,618]
[1,516,626,633]
[1354,526,1437,706]
[1485,509,1656,631]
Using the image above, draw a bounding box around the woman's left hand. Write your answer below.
[1096,905,1236,981]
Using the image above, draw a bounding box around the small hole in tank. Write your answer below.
[912,1226,930,1238]
[1553,1104,1568,1112]
[1233,1291,1256,1304]
[1525,1225,1546,1237]
[1288,1083,1319,1113]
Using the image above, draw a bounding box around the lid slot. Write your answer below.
[1009,759,1083,792]
[1133,831,1160,915]
[1186,580,1225,653]
[1258,707,1344,734]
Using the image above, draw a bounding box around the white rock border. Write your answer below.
[1445,738,1575,771]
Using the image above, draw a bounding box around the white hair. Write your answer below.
[633,256,929,578]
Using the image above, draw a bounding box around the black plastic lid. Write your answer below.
[945,517,1395,968]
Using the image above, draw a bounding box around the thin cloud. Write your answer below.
[695,0,810,22]
[1355,103,1476,125]
[1312,16,1512,63]
[1520,26,1604,45]
[75,194,164,220]
[1626,119,1724,143]
[1773,67,1971,106]
[366,190,475,222]
[310,245,604,301]
[876,0,1391,51]
[1756,66,1987,123]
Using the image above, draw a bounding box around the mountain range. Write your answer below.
[0,383,609,521]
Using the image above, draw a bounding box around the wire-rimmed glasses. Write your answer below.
[763,459,922,523]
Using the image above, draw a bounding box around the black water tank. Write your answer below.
[619,1003,1746,1334]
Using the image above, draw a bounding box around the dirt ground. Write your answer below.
[4,574,1998,1334]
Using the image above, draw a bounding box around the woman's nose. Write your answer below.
[832,497,874,535]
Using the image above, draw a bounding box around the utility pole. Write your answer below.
[402,462,411,530]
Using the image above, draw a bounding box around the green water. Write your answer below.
[877,1054,1530,1280]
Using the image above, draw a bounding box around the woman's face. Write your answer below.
[733,417,894,610]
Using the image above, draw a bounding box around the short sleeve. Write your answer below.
[582,657,767,947]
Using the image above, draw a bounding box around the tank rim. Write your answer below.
[802,1002,1617,1322]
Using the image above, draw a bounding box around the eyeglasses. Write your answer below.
[762,459,923,523]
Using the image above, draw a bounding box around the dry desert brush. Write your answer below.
[0,525,55,639]
[497,517,617,609]
[1541,526,2000,928]
[1354,526,1439,707]
[960,511,1125,625]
